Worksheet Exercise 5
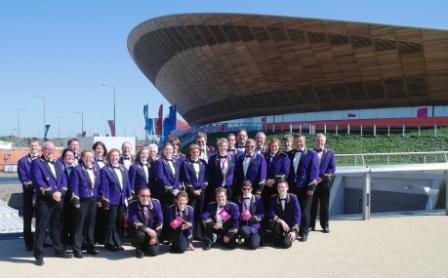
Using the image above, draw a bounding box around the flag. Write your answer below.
[162,117,170,143]
[169,105,177,132]
[108,120,116,136]
[347,113,357,118]
[44,124,51,141]
[156,104,163,135]
[146,118,154,135]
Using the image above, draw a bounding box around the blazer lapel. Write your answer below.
[109,166,122,192]
[320,149,328,167]
[82,167,93,188]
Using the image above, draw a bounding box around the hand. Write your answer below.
[255,190,262,196]
[266,179,275,187]
[182,222,192,229]
[52,191,62,202]
[307,190,314,196]
[222,235,230,243]
[288,231,297,241]
[193,189,201,196]
[74,204,80,209]
[213,223,223,230]
[172,189,179,196]
[317,177,323,184]
[280,220,290,232]
[149,237,157,245]
[145,228,157,238]
[97,202,102,208]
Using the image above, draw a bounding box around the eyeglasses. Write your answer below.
[242,187,252,191]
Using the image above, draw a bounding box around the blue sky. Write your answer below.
[1,0,447,138]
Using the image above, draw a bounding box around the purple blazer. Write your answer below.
[180,159,208,191]
[235,195,264,234]
[68,164,101,203]
[207,153,236,189]
[269,193,301,231]
[202,201,240,232]
[17,154,37,188]
[154,158,182,194]
[287,148,319,191]
[316,148,336,180]
[100,164,131,206]
[234,153,267,192]
[128,162,154,195]
[128,198,163,233]
[167,205,194,239]
[265,152,290,181]
[31,156,67,199]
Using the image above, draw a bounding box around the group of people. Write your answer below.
[17,129,336,266]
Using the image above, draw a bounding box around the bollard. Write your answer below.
[363,171,372,220]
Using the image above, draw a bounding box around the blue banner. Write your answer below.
[44,124,51,141]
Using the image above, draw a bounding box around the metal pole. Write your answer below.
[387,125,390,136]
[418,125,421,137]
[434,124,437,137]
[347,124,350,135]
[363,171,371,220]
[289,124,292,133]
[402,125,405,137]
[360,125,363,136]
[373,124,376,136]
[445,170,448,216]
[324,124,327,134]
[335,125,338,135]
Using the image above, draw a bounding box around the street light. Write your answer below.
[58,116,64,138]
[75,111,84,137]
[33,94,46,137]
[101,83,116,136]
[17,108,25,138]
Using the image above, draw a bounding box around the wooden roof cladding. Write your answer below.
[128,14,448,124]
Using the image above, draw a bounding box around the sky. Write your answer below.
[1,0,447,138]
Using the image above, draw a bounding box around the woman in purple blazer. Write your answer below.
[100,148,132,251]
[129,147,154,198]
[180,144,208,240]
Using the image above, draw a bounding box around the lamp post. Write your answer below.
[33,94,46,137]
[17,108,25,138]
[101,83,116,136]
[58,116,64,138]
[75,111,84,136]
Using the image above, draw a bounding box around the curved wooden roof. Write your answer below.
[128,13,448,124]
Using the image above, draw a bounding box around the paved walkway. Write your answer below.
[0,215,447,278]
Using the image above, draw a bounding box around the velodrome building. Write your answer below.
[128,13,448,128]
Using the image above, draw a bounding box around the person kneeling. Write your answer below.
[128,187,163,258]
[168,192,195,253]
[236,180,264,249]
[202,187,239,250]
[269,180,301,248]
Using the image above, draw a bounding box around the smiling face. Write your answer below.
[196,137,206,149]
[277,181,288,197]
[139,148,149,162]
[190,148,200,161]
[255,133,266,148]
[176,195,188,209]
[94,145,105,158]
[216,191,227,206]
[109,150,120,165]
[315,135,326,149]
[64,150,75,166]
[82,151,94,168]
[218,141,228,155]
[138,188,151,206]
[294,136,306,150]
[245,140,255,155]
[227,135,236,148]
[283,138,292,152]
[269,141,280,155]
[29,141,40,156]
[163,144,173,159]
[42,142,55,160]
[69,140,80,154]
[237,130,248,146]
[122,142,132,157]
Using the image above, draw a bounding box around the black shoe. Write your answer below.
[87,249,98,255]
[310,227,315,231]
[105,245,117,252]
[55,251,72,258]
[35,256,44,266]
[322,228,330,233]
[74,251,83,258]
[116,246,124,251]
[299,235,308,242]
[203,241,213,251]
[136,250,144,258]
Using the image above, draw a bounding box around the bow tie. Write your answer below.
[315,148,323,153]
[218,155,227,159]
[123,157,131,160]
[85,167,94,170]
[165,159,174,162]
[45,160,55,164]
[31,155,39,159]
[190,160,200,164]
[111,165,121,169]
[296,149,304,153]
[280,198,287,201]
[245,154,252,158]
[243,197,251,200]
[96,158,104,162]
[218,205,225,209]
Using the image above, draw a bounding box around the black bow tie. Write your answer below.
[245,155,252,158]
[243,197,251,200]
[165,159,174,162]
[85,167,94,170]
[218,205,225,209]
[296,149,304,153]
[96,159,104,162]
[218,155,227,159]
[315,148,323,153]
[123,157,131,160]
[280,198,286,201]
[112,165,120,169]
[45,160,55,164]
[190,160,200,164]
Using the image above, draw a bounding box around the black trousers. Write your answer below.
[310,181,331,230]
[188,192,206,241]
[294,187,313,237]
[62,192,73,246]
[131,229,159,256]
[72,198,97,252]
[270,221,293,249]
[239,225,261,250]
[170,229,190,253]
[104,204,124,248]
[33,198,64,257]
[94,207,107,244]
[22,186,34,249]
[205,225,237,249]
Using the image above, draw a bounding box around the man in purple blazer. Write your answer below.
[234,139,267,197]
[196,132,215,163]
[69,149,101,258]
[129,187,163,257]
[269,180,301,248]
[154,143,183,205]
[310,133,336,233]
[31,141,71,265]
[119,141,134,169]
[287,134,319,242]
[202,187,240,250]
[17,137,40,251]
[207,138,236,203]
[235,181,264,250]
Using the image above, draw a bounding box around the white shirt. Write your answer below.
[317,149,324,164]
[293,149,304,173]
[279,195,287,210]
[122,158,132,170]
[199,149,208,162]
[96,160,105,169]
[216,205,224,225]
[142,163,149,184]
[48,161,57,179]
[192,162,200,180]
[113,167,123,190]
[243,155,252,178]
[86,168,95,187]
[167,160,175,176]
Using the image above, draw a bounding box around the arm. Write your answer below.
[256,156,267,193]
[128,165,137,196]
[99,169,110,208]
[291,195,301,231]
[31,160,53,198]
[226,204,240,238]
[307,152,319,191]
[68,169,80,206]
[153,200,164,236]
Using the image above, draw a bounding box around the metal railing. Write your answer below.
[336,151,448,167]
